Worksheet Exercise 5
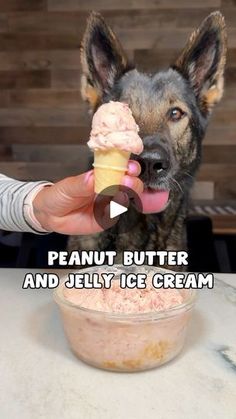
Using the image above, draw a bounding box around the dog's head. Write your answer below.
[81,12,227,212]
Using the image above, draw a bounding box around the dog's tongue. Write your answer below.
[139,189,169,214]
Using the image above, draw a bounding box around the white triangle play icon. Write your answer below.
[110,201,128,219]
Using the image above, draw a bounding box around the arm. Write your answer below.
[0,174,52,233]
[0,162,143,235]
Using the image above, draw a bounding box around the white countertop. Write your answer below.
[0,269,236,419]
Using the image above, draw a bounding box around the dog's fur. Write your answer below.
[68,11,227,268]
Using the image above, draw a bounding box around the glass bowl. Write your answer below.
[54,265,196,372]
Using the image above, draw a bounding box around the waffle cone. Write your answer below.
[93,149,130,195]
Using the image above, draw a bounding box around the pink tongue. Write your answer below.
[139,189,169,214]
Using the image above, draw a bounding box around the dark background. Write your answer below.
[0,0,235,271]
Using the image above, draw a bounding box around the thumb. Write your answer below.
[56,170,95,200]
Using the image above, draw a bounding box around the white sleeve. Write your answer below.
[0,174,53,234]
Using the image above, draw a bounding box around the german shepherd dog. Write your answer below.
[68,11,227,269]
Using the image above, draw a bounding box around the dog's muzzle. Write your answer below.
[134,133,173,185]
[138,144,170,177]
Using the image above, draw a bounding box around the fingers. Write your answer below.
[64,164,143,202]
[122,175,144,195]
[114,191,129,207]
[127,160,142,177]
[103,191,129,218]
[58,161,141,200]
[53,162,143,217]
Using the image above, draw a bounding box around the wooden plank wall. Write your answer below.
[0,0,235,201]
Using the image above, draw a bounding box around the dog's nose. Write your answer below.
[138,145,170,176]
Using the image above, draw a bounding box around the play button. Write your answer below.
[110,201,128,219]
[93,184,143,232]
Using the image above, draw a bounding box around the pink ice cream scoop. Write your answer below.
[87,101,143,155]
[64,277,183,314]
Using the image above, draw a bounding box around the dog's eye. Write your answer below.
[168,107,185,122]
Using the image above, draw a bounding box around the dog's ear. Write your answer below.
[81,12,132,110]
[173,11,227,114]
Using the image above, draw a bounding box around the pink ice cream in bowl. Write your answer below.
[54,265,196,372]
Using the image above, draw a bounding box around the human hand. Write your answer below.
[32,161,143,235]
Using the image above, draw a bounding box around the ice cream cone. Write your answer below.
[93,149,130,195]
[87,101,143,196]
